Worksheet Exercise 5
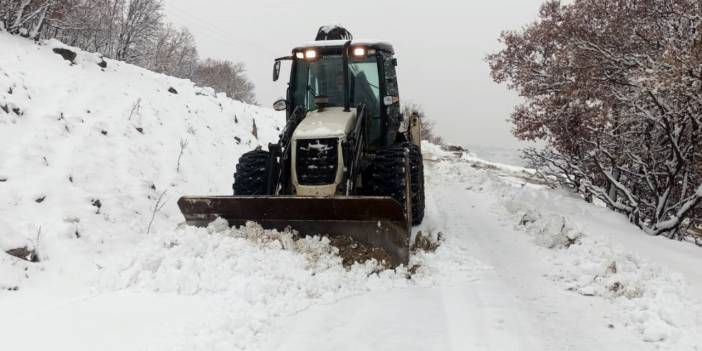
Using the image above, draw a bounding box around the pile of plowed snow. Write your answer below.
[0,32,282,288]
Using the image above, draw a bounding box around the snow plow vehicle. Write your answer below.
[178,26,424,266]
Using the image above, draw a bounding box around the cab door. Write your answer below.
[380,52,401,146]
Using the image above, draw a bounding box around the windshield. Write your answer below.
[292,54,380,115]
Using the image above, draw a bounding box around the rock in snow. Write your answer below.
[52,47,77,63]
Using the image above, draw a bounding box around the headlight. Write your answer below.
[352,47,366,57]
[304,49,317,59]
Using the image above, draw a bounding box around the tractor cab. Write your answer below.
[273,32,401,148]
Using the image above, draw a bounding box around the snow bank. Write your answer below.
[0,32,283,289]
[435,156,702,349]
[421,140,454,160]
[427,155,702,349]
[502,190,702,346]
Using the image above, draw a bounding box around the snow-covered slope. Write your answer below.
[1,33,701,351]
[0,33,282,285]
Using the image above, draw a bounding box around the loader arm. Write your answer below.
[269,106,305,195]
[342,104,366,195]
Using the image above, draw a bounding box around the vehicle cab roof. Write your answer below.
[292,39,395,54]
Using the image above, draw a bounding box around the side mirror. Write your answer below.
[273,99,288,111]
[273,60,281,81]
[392,58,398,67]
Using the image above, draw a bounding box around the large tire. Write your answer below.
[366,144,411,219]
[233,149,273,195]
[408,143,425,225]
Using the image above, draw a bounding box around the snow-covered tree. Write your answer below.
[44,0,131,57]
[193,59,257,104]
[2,0,258,107]
[142,24,198,79]
[0,0,54,39]
[114,0,162,61]
[488,0,702,239]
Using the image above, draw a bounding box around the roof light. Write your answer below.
[304,49,317,59]
[295,51,304,59]
[352,47,366,57]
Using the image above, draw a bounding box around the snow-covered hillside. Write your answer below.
[1,33,701,351]
[0,33,282,286]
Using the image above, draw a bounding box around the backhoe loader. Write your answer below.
[178,26,424,266]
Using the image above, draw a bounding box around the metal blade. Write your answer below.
[177,196,411,266]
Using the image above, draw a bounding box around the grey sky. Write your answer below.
[162,0,544,149]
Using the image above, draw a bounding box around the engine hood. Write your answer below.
[292,107,356,140]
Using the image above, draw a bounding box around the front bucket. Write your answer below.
[177,196,411,266]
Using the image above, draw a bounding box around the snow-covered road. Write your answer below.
[262,156,656,351]
[2,148,701,351]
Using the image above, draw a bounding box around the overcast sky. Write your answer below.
[162,0,545,149]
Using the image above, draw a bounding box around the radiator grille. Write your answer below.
[296,138,339,185]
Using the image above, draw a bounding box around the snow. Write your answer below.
[465,143,529,167]
[448,157,702,349]
[2,32,702,350]
[292,107,353,139]
[303,140,333,151]
[420,140,454,160]
[0,219,28,251]
[0,32,282,288]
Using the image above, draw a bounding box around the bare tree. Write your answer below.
[193,59,257,104]
[115,0,162,62]
[143,24,198,78]
[1,0,54,39]
[176,137,188,172]
[402,103,444,145]
[2,0,258,103]
[146,189,167,234]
